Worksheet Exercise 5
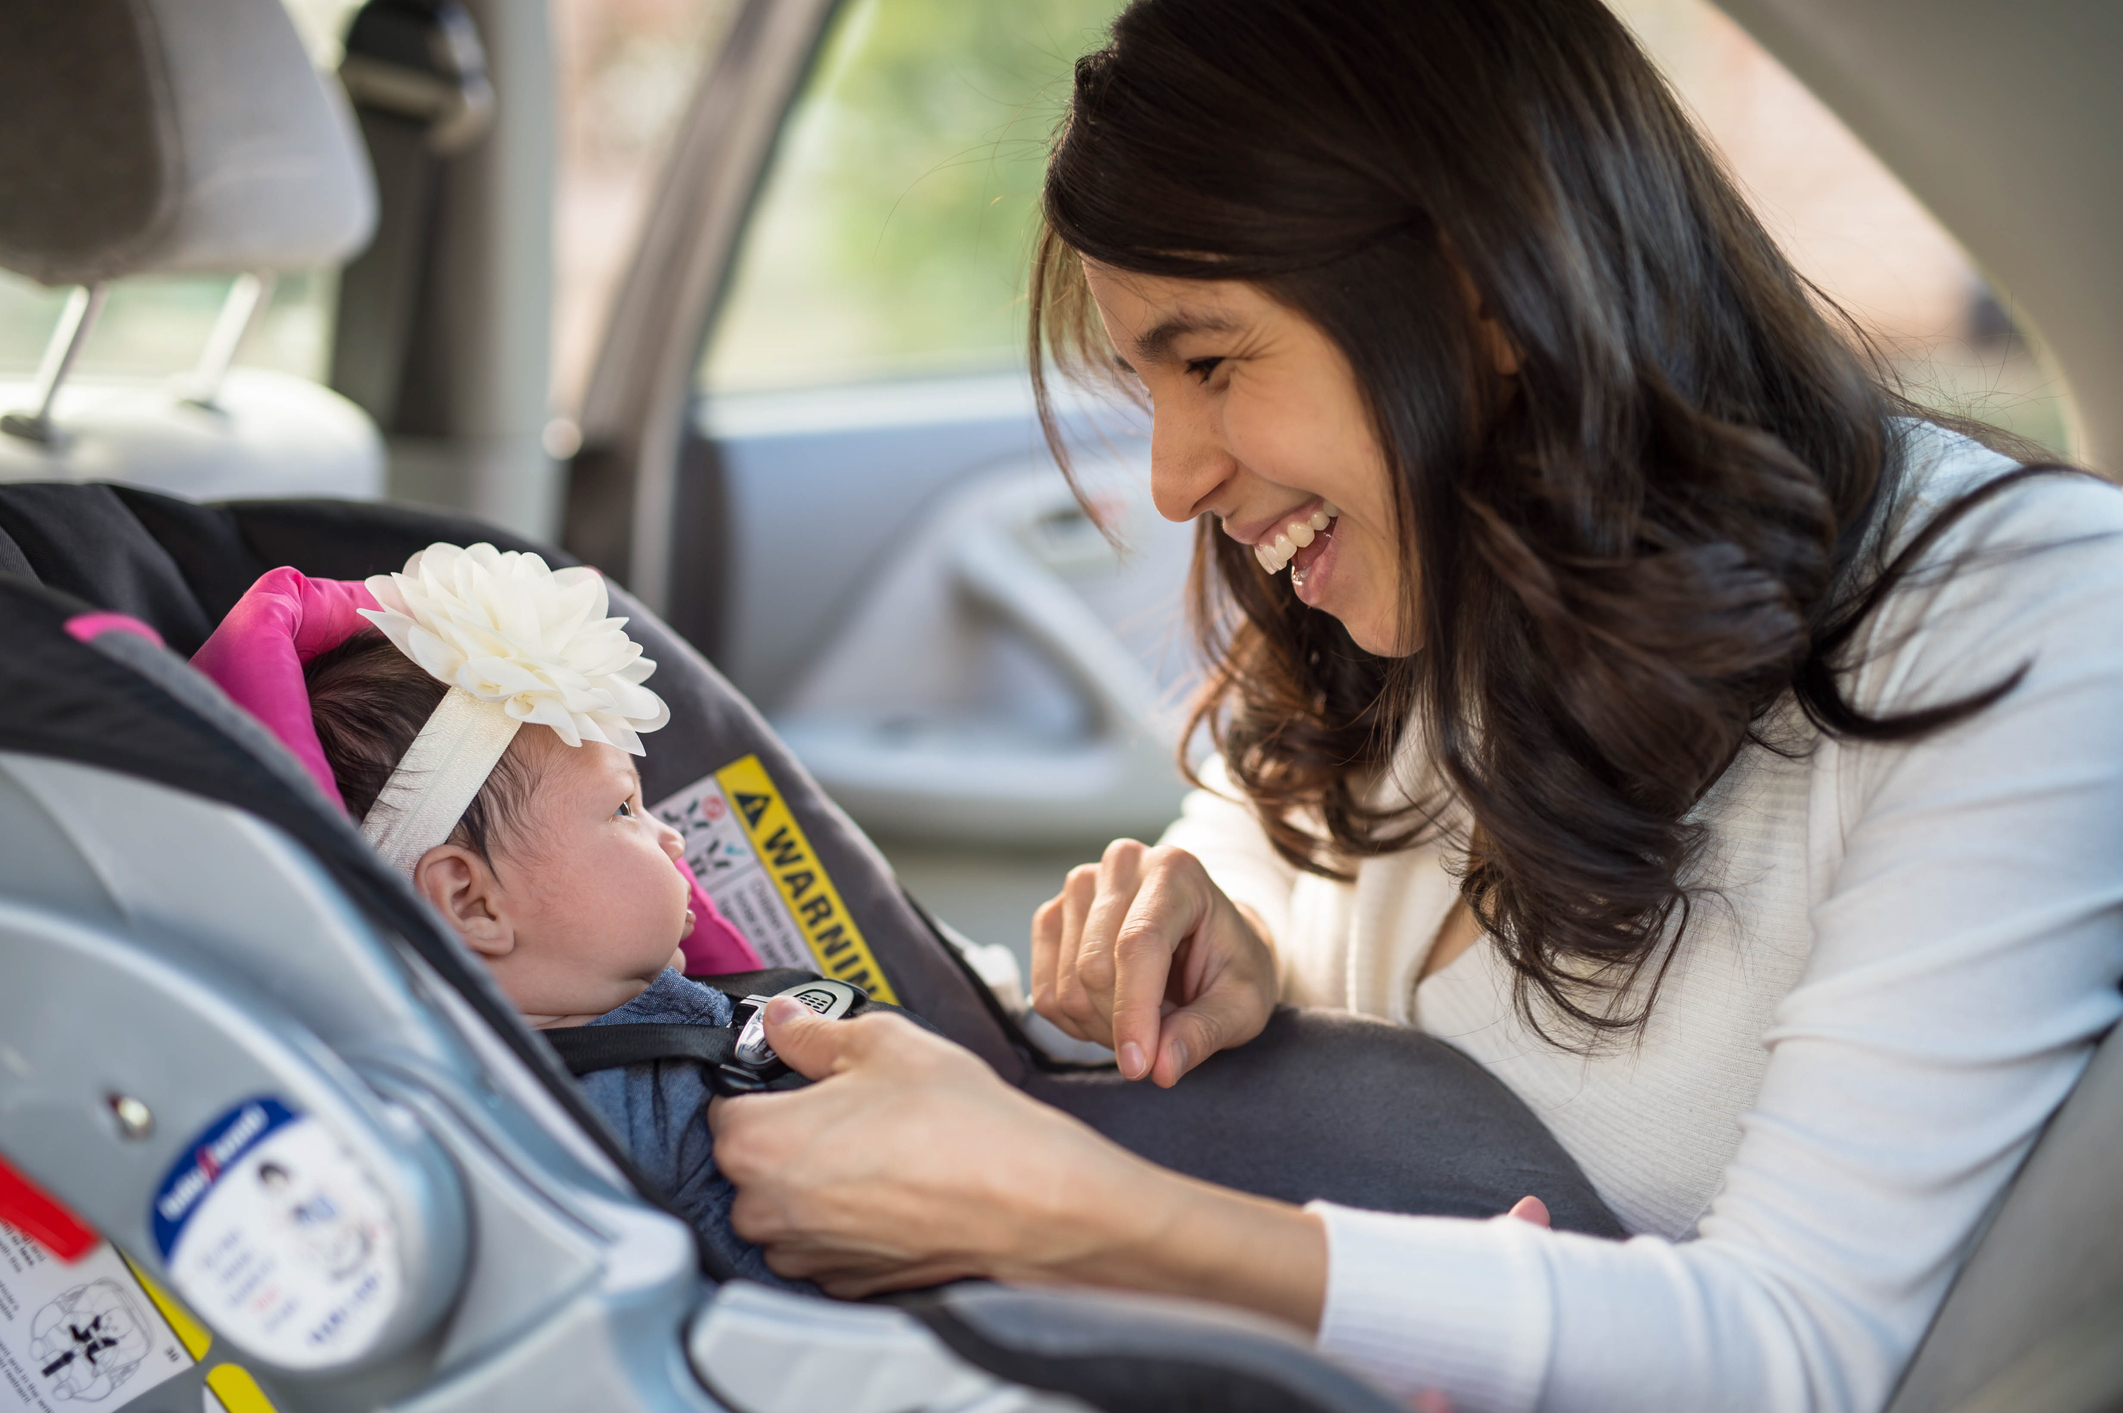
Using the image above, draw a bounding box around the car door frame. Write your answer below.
[566,0,841,635]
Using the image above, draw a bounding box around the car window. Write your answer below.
[701,0,2077,459]
[553,0,741,414]
[697,0,1125,397]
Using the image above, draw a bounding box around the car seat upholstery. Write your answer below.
[0,481,1635,1412]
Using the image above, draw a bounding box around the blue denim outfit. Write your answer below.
[576,968,808,1289]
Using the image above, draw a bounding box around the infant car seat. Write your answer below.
[0,481,1629,1413]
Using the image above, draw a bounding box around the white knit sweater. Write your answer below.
[1158,426,2123,1412]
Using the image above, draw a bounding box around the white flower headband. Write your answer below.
[355,543,670,878]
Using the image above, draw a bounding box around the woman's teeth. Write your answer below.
[1255,503,1339,575]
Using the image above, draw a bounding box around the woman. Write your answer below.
[708,0,2123,1407]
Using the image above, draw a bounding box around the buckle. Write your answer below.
[713,978,865,1094]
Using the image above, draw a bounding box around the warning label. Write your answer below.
[0,1229,193,1411]
[651,754,898,1003]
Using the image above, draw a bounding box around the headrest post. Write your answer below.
[182,272,277,411]
[1,283,107,446]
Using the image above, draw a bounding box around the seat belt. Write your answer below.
[327,0,493,428]
[545,1022,750,1075]
[546,974,869,1096]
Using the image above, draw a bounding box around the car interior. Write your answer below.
[0,0,2117,1410]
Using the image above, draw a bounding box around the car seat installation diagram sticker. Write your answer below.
[147,1097,400,1370]
[0,1225,194,1411]
[652,753,899,1002]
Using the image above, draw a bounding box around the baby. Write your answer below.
[192,545,793,1286]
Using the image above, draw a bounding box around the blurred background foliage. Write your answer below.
[700,0,1118,393]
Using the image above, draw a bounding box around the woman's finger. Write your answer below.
[1028,891,1085,1040]
[1108,858,1203,1081]
[756,994,863,1080]
[1147,982,1260,1087]
[1069,840,1152,1042]
[1044,863,1104,1039]
[1505,1195,1550,1227]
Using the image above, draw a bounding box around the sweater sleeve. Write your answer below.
[1158,754,1302,950]
[1309,471,2123,1412]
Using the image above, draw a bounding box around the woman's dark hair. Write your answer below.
[306,633,537,863]
[1033,0,2048,1045]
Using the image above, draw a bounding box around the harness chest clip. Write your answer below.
[714,978,865,1094]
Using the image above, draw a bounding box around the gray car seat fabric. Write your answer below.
[1886,1014,2123,1413]
[0,0,375,285]
[1027,1008,1622,1233]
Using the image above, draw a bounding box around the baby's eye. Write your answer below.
[615,799,635,819]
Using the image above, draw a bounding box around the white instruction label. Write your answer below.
[0,1229,192,1410]
[149,1098,400,1370]
[651,754,898,1001]
[653,768,816,972]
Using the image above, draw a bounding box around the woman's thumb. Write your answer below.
[758,995,844,1080]
[1151,995,1245,1088]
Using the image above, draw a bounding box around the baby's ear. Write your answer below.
[414,845,514,958]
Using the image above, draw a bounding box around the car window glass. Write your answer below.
[702,0,2077,458]
[697,0,1125,396]
[553,0,742,413]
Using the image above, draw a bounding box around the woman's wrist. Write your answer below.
[1002,1136,1328,1333]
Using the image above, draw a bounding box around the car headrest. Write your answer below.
[0,0,377,286]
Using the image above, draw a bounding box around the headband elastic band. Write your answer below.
[358,686,525,875]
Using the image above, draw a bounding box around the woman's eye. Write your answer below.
[1184,356,1225,384]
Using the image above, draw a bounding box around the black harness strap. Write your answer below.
[548,972,903,1092]
[545,1022,742,1077]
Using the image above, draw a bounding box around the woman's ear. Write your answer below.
[414,845,514,959]
[1476,306,1522,378]
[1445,246,1523,378]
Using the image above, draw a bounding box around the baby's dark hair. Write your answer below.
[305,633,539,861]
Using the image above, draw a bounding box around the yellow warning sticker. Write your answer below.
[204,1362,281,1413]
[653,754,898,1004]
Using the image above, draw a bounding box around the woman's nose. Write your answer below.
[1148,394,1235,524]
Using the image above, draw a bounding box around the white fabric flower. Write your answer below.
[361,542,670,754]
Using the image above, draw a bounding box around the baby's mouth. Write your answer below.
[1254,502,1340,578]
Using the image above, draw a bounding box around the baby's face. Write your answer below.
[418,732,693,1022]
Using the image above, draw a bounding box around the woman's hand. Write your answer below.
[709,997,1328,1331]
[710,998,1163,1295]
[1031,840,1277,1086]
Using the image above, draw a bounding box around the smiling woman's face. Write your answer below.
[1083,262,1408,656]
